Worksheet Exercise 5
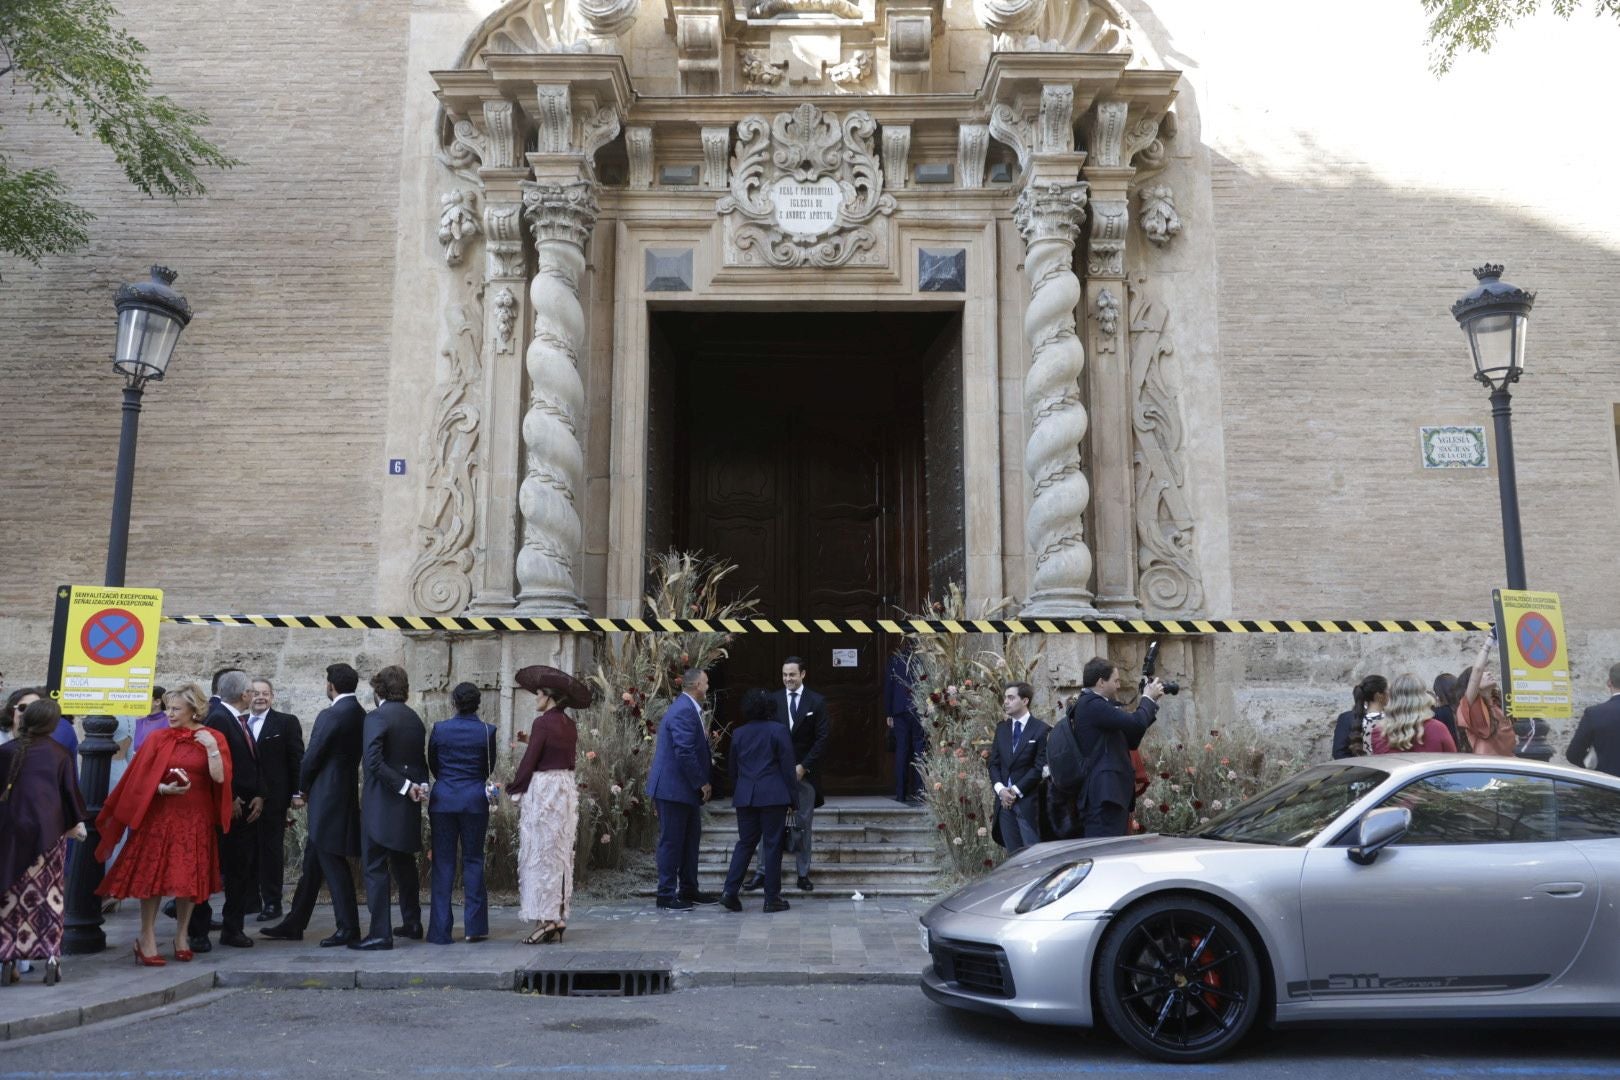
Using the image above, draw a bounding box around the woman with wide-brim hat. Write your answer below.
[507,664,591,944]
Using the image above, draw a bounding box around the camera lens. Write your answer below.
[1163,681,1181,695]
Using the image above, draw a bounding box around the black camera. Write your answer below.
[1141,641,1182,695]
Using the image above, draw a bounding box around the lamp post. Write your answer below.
[1450,263,1535,591]
[63,267,192,955]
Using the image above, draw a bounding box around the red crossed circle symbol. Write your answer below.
[80,608,145,666]
[1515,612,1557,670]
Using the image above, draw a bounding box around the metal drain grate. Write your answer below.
[517,968,672,997]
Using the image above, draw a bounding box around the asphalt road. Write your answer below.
[1,986,1614,1079]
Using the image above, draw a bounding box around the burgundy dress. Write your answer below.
[98,733,224,902]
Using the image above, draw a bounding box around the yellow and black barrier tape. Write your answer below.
[162,614,1494,635]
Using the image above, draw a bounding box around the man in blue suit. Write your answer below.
[720,689,798,913]
[884,642,925,803]
[646,667,718,910]
[426,682,499,944]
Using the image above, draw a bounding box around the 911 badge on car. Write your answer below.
[920,755,1620,1062]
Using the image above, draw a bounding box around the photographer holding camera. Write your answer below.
[1070,656,1166,838]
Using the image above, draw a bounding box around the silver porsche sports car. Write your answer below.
[920,755,1620,1061]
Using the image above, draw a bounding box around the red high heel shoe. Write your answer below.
[133,944,167,967]
[173,944,194,962]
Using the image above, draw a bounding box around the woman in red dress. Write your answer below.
[97,683,233,965]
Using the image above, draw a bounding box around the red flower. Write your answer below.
[1159,771,1171,779]
[673,676,684,687]
[966,812,976,820]
[1158,803,1170,813]
[937,822,947,830]
[1209,729,1221,737]
[1193,800,1203,810]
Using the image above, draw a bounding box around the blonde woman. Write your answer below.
[1371,673,1458,754]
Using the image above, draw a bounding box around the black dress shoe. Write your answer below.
[255,906,283,923]
[682,891,721,906]
[797,876,814,892]
[259,923,303,941]
[655,898,694,911]
[162,900,178,920]
[394,923,424,940]
[319,932,359,948]
[719,893,742,913]
[219,931,255,948]
[210,917,224,932]
[348,936,394,951]
[742,874,765,892]
[763,899,792,913]
[188,936,212,954]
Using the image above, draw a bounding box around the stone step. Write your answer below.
[698,841,937,865]
[631,882,941,898]
[702,822,935,844]
[704,801,929,829]
[686,862,941,886]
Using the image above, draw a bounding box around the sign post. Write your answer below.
[1491,589,1572,721]
[49,584,163,954]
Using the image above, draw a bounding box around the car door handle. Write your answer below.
[1535,882,1586,898]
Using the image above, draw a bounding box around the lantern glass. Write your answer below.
[113,305,183,381]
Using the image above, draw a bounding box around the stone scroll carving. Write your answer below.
[717,103,896,269]
[453,0,640,64]
[973,0,1132,54]
[1129,287,1202,614]
[408,275,485,616]
[1014,180,1094,615]
[516,179,598,614]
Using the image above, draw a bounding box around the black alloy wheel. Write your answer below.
[1093,895,1263,1062]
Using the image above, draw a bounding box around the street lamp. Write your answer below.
[1450,263,1535,591]
[64,266,192,954]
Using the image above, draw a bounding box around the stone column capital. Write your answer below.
[520,178,600,250]
[1014,180,1088,248]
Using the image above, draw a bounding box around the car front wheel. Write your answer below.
[1093,895,1263,1063]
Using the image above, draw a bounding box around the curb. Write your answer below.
[1,966,924,1038]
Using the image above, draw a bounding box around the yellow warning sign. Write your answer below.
[1492,589,1572,721]
[47,585,164,713]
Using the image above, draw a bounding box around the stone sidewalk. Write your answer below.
[0,894,933,1040]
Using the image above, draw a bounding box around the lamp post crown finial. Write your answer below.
[1472,263,1505,282]
[149,265,178,285]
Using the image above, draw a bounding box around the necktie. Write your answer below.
[789,691,799,727]
[1013,720,1023,750]
[237,713,258,758]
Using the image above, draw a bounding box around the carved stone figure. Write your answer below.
[827,50,872,90]
[1013,180,1094,615]
[748,0,862,18]
[742,50,787,87]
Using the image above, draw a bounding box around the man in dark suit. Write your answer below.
[646,667,717,911]
[988,681,1049,853]
[1071,657,1164,838]
[353,665,429,951]
[884,642,926,803]
[247,677,304,922]
[188,669,263,950]
[720,689,798,913]
[261,663,365,946]
[748,656,829,893]
[1567,661,1620,777]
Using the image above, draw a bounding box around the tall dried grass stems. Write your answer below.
[1133,712,1301,837]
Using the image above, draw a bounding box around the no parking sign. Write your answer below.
[46,585,164,713]
[1491,589,1572,720]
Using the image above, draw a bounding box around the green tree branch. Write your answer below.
[1423,0,1620,74]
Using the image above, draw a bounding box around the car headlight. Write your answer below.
[1015,859,1093,914]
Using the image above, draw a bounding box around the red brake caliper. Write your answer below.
[1188,935,1222,1010]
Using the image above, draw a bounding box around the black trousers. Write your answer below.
[189,820,259,939]
[256,805,290,908]
[362,835,421,941]
[996,794,1042,852]
[282,840,360,937]
[1082,800,1130,839]
[722,805,788,902]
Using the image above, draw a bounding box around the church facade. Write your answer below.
[2,0,1618,783]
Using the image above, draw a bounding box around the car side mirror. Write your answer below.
[1348,806,1410,865]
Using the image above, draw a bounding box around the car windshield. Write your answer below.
[1197,763,1388,847]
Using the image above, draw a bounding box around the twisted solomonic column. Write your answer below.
[515,178,598,614]
[1014,180,1095,616]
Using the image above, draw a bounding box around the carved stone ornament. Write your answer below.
[749,0,862,17]
[1139,184,1182,246]
[717,103,897,269]
[828,50,873,90]
[1095,287,1119,350]
[742,50,787,87]
[973,0,1132,54]
[438,189,482,266]
[408,274,484,615]
[484,202,526,279]
[1086,197,1127,277]
[1129,287,1202,613]
[453,0,641,64]
[493,286,518,354]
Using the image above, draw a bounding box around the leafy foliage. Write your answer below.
[0,0,239,269]
[1421,0,1620,74]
